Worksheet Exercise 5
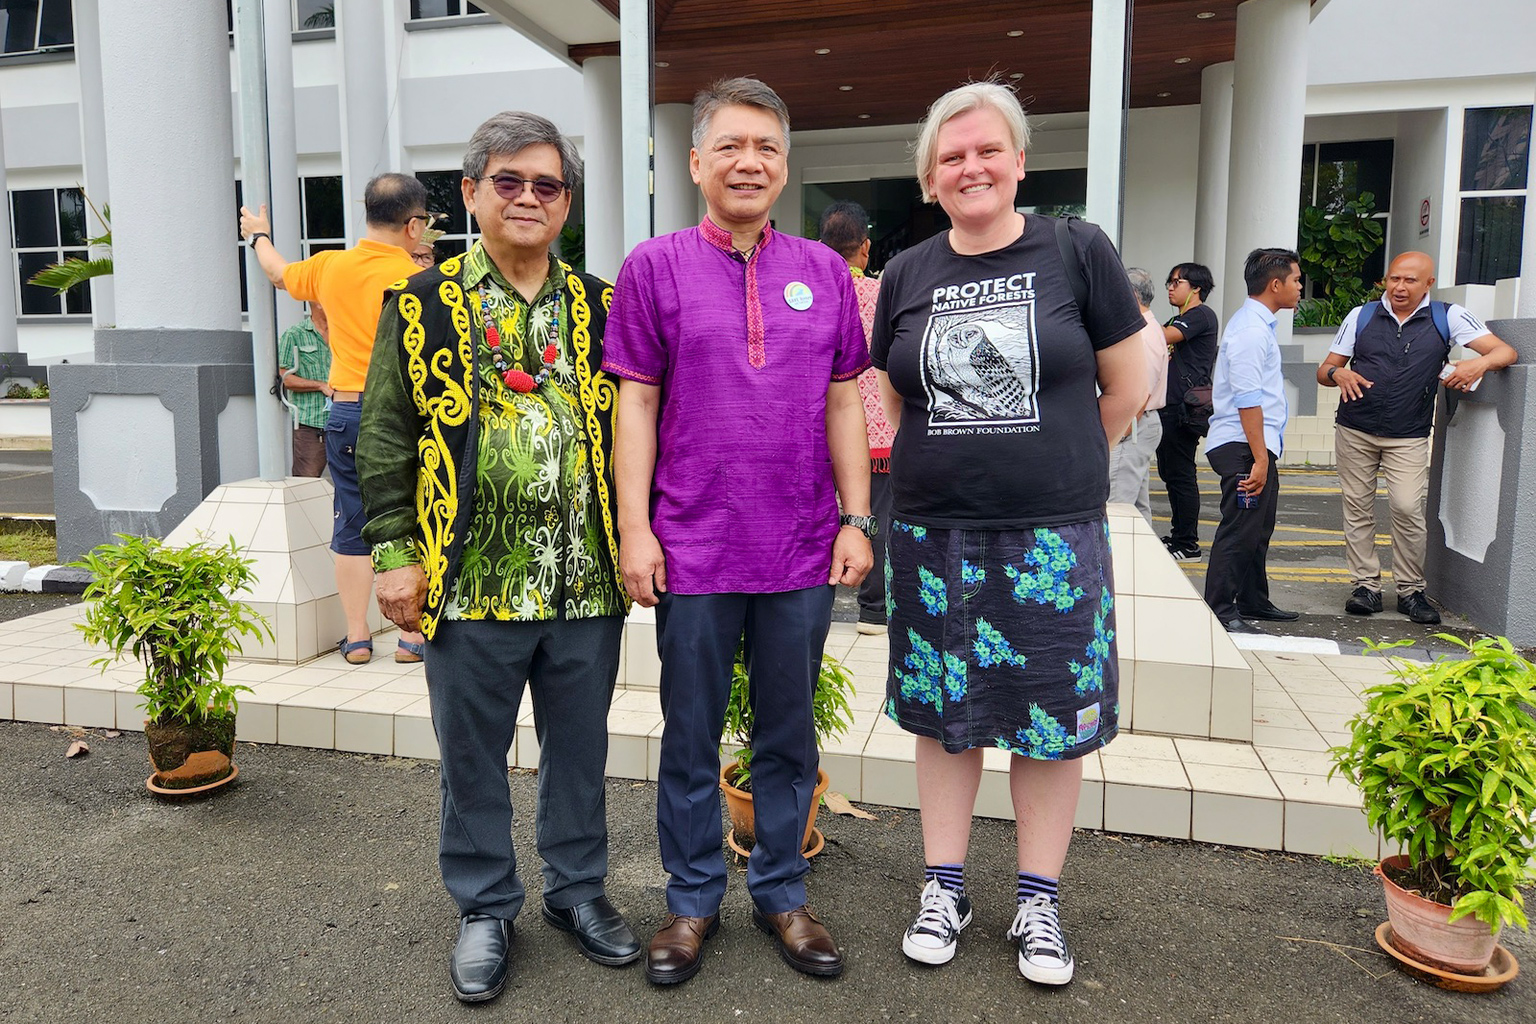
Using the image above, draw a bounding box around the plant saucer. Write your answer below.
[146,762,239,798]
[1374,921,1519,992]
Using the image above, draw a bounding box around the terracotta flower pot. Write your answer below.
[144,712,238,793]
[720,762,830,856]
[1376,854,1500,974]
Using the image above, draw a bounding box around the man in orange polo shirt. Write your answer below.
[239,173,430,664]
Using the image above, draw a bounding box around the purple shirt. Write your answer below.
[604,220,870,594]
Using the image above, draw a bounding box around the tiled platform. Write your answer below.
[0,602,1397,859]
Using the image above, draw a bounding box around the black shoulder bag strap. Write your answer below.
[1053,214,1090,313]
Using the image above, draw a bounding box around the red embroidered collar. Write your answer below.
[699,217,773,369]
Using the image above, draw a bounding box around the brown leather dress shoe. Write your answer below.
[752,904,844,977]
[645,913,718,985]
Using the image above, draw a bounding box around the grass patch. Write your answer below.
[0,519,58,565]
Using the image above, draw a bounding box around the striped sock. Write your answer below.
[924,863,966,896]
[1017,870,1059,904]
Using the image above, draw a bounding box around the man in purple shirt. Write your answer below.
[605,77,874,985]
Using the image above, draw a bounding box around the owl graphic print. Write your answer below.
[920,277,1040,428]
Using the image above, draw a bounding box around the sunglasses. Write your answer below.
[479,174,570,203]
[407,212,445,229]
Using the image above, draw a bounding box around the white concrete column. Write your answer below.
[619,0,654,255]
[0,106,15,352]
[1222,0,1309,338]
[263,0,304,334]
[335,0,391,241]
[654,103,696,236]
[71,0,115,328]
[582,56,624,281]
[98,0,240,329]
[1086,0,1129,245]
[1193,61,1234,319]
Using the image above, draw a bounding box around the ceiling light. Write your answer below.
[655,61,669,68]
[814,48,831,55]
[858,113,871,119]
[1174,56,1192,64]
[1006,29,1023,37]
[1157,91,1172,98]
[1009,72,1024,80]
[1196,11,1216,18]
[839,85,854,91]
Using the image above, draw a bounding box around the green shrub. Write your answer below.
[1330,635,1536,931]
[74,535,270,726]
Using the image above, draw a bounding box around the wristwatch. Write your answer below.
[1326,365,1339,384]
[839,514,878,538]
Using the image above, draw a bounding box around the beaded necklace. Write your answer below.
[475,280,561,394]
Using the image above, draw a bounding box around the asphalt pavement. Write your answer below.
[0,449,54,517]
[3,718,1532,1024]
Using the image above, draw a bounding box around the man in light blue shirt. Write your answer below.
[1204,248,1303,633]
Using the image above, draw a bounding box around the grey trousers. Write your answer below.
[425,615,623,920]
[1108,411,1163,523]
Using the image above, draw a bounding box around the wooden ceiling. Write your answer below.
[571,0,1249,131]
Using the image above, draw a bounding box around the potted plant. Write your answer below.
[74,535,270,795]
[1330,634,1536,977]
[720,647,856,858]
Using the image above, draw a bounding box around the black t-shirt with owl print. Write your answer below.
[870,215,1144,530]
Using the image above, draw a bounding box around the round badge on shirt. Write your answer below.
[784,281,813,311]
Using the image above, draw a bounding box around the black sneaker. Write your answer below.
[1007,893,1074,985]
[1397,591,1442,625]
[1166,542,1201,562]
[1344,587,1383,615]
[902,879,972,965]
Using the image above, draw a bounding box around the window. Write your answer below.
[1299,139,1394,297]
[1,0,72,56]
[11,187,91,316]
[1016,169,1088,219]
[416,170,477,263]
[409,1,482,18]
[295,1,333,29]
[1456,106,1530,286]
[300,175,346,256]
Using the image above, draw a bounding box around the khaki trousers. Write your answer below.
[1334,424,1430,595]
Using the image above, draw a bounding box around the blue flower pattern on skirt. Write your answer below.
[885,518,1118,761]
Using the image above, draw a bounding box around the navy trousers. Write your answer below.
[654,586,834,917]
[425,615,623,920]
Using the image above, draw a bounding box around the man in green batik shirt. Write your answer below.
[356,111,640,1004]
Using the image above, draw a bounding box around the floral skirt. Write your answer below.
[883,517,1119,760]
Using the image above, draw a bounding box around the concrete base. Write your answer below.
[48,327,257,563]
[615,503,1254,743]
[165,477,380,664]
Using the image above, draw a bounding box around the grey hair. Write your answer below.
[691,77,791,151]
[1126,267,1156,307]
[912,81,1031,204]
[463,111,583,192]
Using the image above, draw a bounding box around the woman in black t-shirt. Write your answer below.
[870,82,1147,986]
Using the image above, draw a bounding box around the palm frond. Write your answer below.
[28,257,115,295]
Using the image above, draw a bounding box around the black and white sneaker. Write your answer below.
[901,879,972,965]
[1007,893,1074,985]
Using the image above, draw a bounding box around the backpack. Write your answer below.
[1355,299,1451,345]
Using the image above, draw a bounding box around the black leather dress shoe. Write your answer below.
[1238,604,1299,622]
[450,914,512,1003]
[1221,617,1262,634]
[1397,590,1442,625]
[543,895,642,966]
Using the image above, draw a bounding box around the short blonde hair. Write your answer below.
[913,81,1031,204]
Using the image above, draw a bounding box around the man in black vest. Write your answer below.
[358,112,641,1002]
[1316,252,1516,624]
